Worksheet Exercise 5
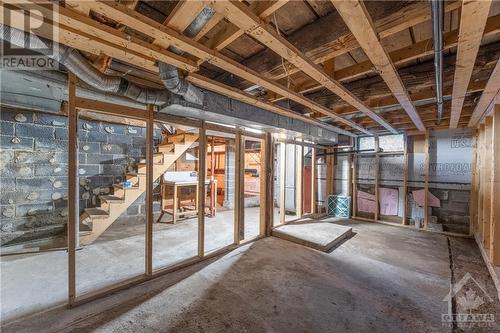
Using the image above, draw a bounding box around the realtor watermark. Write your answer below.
[442,272,496,329]
[1,2,59,70]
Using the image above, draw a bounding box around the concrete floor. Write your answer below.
[0,207,261,322]
[3,219,499,332]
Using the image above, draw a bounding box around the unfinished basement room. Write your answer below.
[1,0,500,331]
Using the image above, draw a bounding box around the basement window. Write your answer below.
[358,136,375,151]
[379,134,405,152]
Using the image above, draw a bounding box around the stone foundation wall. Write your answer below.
[0,106,161,245]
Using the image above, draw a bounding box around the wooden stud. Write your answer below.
[449,0,492,128]
[296,144,304,218]
[477,124,485,241]
[311,148,317,214]
[490,105,500,264]
[261,133,273,236]
[67,72,78,305]
[330,0,425,132]
[374,136,380,221]
[483,117,493,249]
[279,142,286,225]
[423,130,430,229]
[470,130,479,236]
[235,132,245,243]
[145,105,154,275]
[402,135,409,225]
[352,153,358,217]
[198,125,206,257]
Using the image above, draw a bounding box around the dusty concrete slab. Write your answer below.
[3,220,500,333]
[272,221,353,251]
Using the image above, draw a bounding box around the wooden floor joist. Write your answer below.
[469,57,500,127]
[331,0,425,132]
[63,0,370,135]
[449,0,492,128]
[210,0,397,134]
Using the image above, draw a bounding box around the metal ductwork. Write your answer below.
[158,7,215,106]
[0,24,171,106]
[431,0,444,124]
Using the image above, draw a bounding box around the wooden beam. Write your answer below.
[75,98,148,120]
[186,73,356,137]
[145,104,153,275]
[469,57,500,127]
[490,105,500,264]
[331,0,425,132]
[164,0,205,32]
[198,125,206,257]
[211,0,396,134]
[79,1,369,135]
[449,0,492,128]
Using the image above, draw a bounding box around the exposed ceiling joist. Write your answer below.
[468,57,500,127]
[252,1,461,84]
[449,0,492,128]
[330,0,424,132]
[2,0,359,137]
[208,0,396,134]
[204,0,289,53]
[270,14,500,102]
[65,0,370,135]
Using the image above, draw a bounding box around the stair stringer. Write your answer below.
[79,134,199,245]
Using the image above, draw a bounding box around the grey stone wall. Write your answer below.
[0,106,161,245]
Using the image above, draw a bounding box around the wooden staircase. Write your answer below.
[79,133,199,245]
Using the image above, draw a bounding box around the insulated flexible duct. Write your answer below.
[0,23,171,106]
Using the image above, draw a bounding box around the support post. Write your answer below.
[67,72,78,305]
[490,105,500,264]
[326,147,334,195]
[145,105,154,275]
[198,125,206,257]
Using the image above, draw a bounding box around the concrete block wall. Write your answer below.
[0,106,161,246]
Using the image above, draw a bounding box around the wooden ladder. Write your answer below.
[78,133,199,245]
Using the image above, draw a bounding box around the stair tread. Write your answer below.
[84,208,109,218]
[99,195,124,202]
